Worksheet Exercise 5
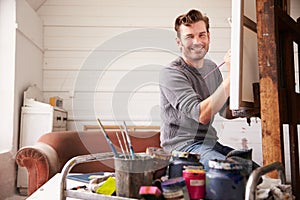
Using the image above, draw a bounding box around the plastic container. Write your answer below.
[182,169,206,200]
[168,151,203,178]
[161,177,190,200]
[205,159,246,200]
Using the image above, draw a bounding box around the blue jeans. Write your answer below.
[175,139,234,171]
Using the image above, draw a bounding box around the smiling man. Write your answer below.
[159,9,233,170]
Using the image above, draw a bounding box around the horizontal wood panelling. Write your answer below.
[44,50,177,70]
[39,0,232,28]
[43,70,162,92]
[43,30,179,52]
[39,15,231,28]
[44,50,228,71]
[43,27,230,51]
[43,70,230,92]
[48,91,161,121]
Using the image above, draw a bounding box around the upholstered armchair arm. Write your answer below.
[16,142,60,195]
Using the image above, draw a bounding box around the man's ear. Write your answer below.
[176,37,182,51]
[176,37,181,47]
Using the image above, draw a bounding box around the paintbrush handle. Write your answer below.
[123,121,135,159]
[203,61,225,79]
[97,119,119,158]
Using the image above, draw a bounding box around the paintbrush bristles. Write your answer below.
[119,126,130,157]
[123,121,135,159]
[115,131,127,159]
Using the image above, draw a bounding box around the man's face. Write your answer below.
[176,21,210,63]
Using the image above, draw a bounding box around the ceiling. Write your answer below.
[26,0,47,11]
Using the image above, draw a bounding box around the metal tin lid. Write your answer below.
[172,150,200,160]
[208,159,243,170]
[161,177,186,189]
[183,169,205,174]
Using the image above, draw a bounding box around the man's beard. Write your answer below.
[187,44,208,60]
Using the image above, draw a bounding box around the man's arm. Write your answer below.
[199,50,232,124]
[219,99,236,119]
[199,76,230,124]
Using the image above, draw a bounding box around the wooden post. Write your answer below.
[256,0,300,196]
[256,0,284,169]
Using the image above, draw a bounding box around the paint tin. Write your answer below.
[168,151,203,178]
[161,177,190,200]
[205,159,246,200]
[182,169,206,200]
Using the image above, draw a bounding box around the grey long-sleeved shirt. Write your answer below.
[159,57,225,152]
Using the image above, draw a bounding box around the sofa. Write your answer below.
[16,130,161,196]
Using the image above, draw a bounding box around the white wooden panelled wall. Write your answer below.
[37,0,263,165]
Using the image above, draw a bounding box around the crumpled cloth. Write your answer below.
[256,176,295,200]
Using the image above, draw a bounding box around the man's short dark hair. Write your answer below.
[174,9,210,37]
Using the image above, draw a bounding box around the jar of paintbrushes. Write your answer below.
[96,118,169,198]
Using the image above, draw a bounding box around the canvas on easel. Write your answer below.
[230,0,260,112]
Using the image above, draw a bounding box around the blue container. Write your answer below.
[168,151,203,178]
[205,159,246,200]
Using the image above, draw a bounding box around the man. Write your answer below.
[159,9,234,170]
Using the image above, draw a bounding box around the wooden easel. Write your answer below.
[256,0,300,198]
